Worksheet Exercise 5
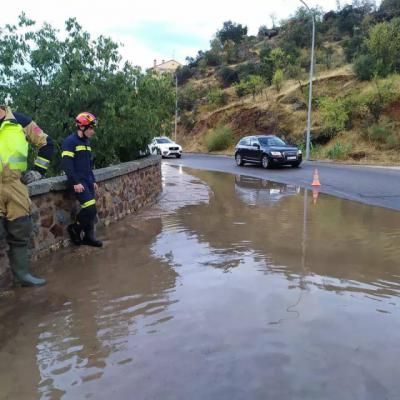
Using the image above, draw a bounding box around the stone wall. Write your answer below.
[0,156,161,289]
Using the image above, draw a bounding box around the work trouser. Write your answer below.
[74,180,97,232]
[0,174,31,221]
[0,175,34,280]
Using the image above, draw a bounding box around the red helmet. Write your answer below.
[75,112,97,127]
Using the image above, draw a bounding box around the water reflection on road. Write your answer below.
[1,165,400,400]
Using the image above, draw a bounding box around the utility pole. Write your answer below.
[174,74,178,142]
[299,0,315,161]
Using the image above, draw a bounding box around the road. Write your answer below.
[165,154,400,211]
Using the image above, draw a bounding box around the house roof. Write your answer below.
[153,59,181,68]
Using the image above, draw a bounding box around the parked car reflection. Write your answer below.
[234,174,300,206]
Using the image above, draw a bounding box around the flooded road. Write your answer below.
[1,165,400,400]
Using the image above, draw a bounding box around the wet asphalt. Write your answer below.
[165,154,400,211]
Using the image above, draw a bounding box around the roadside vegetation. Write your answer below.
[175,0,400,164]
[205,125,235,151]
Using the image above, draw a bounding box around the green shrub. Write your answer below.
[217,66,239,87]
[234,75,264,98]
[367,123,391,142]
[175,65,194,85]
[325,142,353,159]
[354,78,399,122]
[385,134,400,149]
[234,81,249,97]
[205,125,234,151]
[318,97,350,137]
[204,50,223,67]
[178,84,206,111]
[236,62,261,81]
[343,34,364,63]
[284,64,303,80]
[272,69,284,93]
[353,54,376,81]
[364,121,400,149]
[207,88,228,107]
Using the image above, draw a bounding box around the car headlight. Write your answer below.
[298,150,302,155]
[270,151,282,157]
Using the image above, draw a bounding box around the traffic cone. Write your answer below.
[311,168,321,186]
[312,189,319,205]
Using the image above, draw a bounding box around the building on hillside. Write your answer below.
[150,59,181,75]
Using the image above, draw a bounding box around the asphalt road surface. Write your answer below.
[165,154,400,211]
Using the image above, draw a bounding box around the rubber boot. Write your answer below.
[81,228,103,247]
[67,222,82,245]
[9,245,46,286]
[7,217,46,287]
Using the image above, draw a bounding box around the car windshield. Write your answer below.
[156,138,173,144]
[259,137,286,147]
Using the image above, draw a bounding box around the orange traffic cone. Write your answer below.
[312,189,319,205]
[311,168,321,186]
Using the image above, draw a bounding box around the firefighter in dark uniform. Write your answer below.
[0,105,54,286]
[62,112,102,247]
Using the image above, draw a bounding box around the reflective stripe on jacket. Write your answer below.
[0,120,28,172]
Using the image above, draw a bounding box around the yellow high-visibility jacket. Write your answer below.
[0,106,52,175]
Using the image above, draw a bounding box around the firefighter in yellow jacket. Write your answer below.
[0,105,54,286]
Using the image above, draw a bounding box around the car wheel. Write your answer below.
[291,161,301,168]
[261,155,270,169]
[235,153,244,166]
[176,154,181,158]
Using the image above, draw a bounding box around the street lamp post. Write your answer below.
[299,0,315,161]
[174,74,178,142]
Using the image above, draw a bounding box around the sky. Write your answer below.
[1,0,377,70]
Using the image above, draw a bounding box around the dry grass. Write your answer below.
[177,65,400,166]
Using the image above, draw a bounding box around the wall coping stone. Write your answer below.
[29,155,161,196]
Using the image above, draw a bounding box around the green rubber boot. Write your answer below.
[7,216,46,287]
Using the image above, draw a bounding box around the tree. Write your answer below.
[175,65,194,85]
[352,0,376,14]
[272,69,284,93]
[319,45,335,69]
[223,40,239,64]
[379,0,400,15]
[217,66,239,87]
[365,18,400,75]
[270,48,288,71]
[278,6,324,48]
[216,21,248,45]
[0,15,175,172]
[259,45,274,84]
[246,75,265,99]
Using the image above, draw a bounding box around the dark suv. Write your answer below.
[234,135,302,169]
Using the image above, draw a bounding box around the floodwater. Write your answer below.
[1,165,400,400]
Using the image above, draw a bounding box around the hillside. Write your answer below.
[174,3,400,165]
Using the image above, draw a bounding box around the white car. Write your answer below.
[149,137,182,158]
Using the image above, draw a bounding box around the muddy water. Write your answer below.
[1,165,400,400]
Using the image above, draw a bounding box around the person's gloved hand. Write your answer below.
[21,170,43,185]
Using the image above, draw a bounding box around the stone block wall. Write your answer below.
[0,156,161,289]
